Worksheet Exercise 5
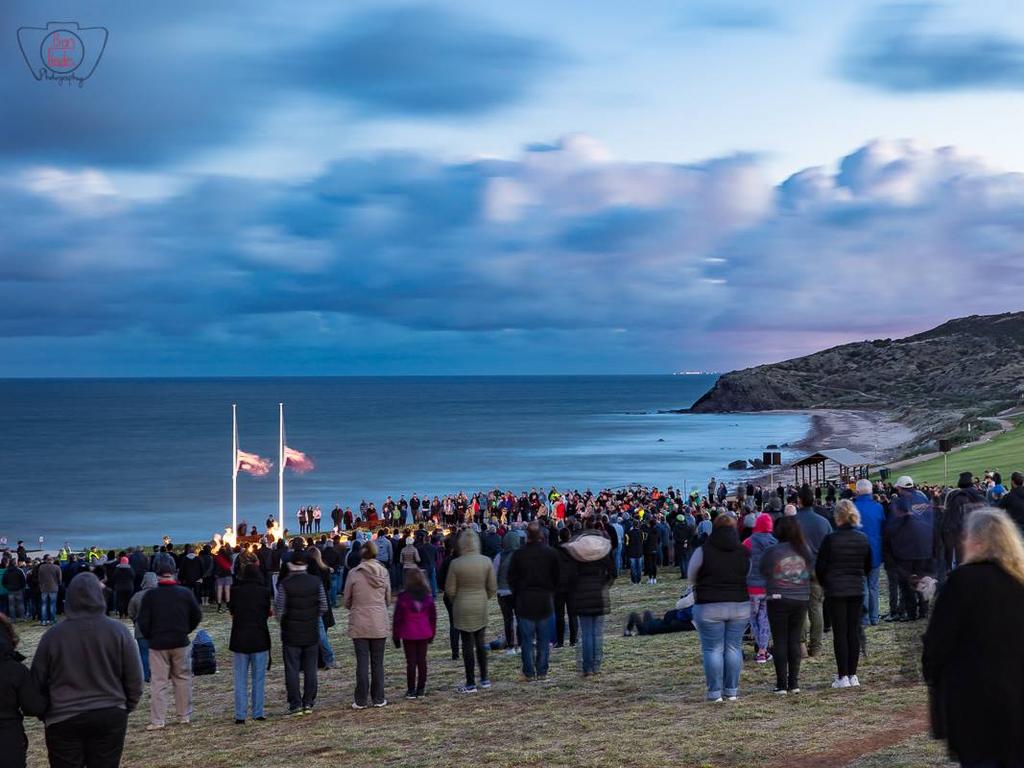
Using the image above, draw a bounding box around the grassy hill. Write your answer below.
[884,419,1024,486]
[17,578,952,768]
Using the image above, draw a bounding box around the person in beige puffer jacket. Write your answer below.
[344,542,391,708]
[445,529,496,693]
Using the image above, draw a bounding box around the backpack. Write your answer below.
[191,629,217,676]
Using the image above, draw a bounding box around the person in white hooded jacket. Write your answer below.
[565,528,616,676]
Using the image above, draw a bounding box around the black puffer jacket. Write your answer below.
[565,532,615,616]
[228,576,272,654]
[815,525,871,598]
[0,632,46,768]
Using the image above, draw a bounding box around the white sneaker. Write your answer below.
[505,648,517,656]
[831,676,851,689]
[726,695,739,701]
[849,675,860,687]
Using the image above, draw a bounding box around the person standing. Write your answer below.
[553,529,578,648]
[344,541,391,709]
[111,557,136,620]
[687,514,750,702]
[643,517,661,585]
[760,517,811,694]
[493,530,521,654]
[229,564,271,724]
[624,522,645,585]
[275,551,327,715]
[445,529,497,693]
[0,614,47,768]
[37,554,61,626]
[2,562,26,622]
[852,480,885,625]
[923,507,1024,768]
[137,561,202,730]
[816,499,872,688]
[127,572,158,683]
[887,476,936,621]
[794,485,832,656]
[744,513,777,665]
[508,522,560,683]
[392,568,436,699]
[31,573,143,767]
[565,529,616,676]
[942,472,986,576]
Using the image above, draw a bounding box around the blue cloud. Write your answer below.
[681,2,782,31]
[291,6,563,116]
[0,3,559,165]
[842,3,1024,92]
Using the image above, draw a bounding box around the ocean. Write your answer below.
[0,376,809,546]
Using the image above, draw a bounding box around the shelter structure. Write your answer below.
[789,448,872,486]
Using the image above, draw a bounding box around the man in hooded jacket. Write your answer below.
[31,573,143,768]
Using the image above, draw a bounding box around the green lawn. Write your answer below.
[14,576,954,768]
[885,419,1024,486]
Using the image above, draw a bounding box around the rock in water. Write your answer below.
[728,459,749,470]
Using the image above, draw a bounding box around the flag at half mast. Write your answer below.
[237,449,272,476]
[283,446,314,473]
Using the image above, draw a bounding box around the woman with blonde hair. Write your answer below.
[924,507,1024,768]
[815,498,871,688]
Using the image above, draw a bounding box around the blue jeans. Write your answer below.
[6,592,24,620]
[426,570,438,598]
[577,615,604,674]
[41,591,57,623]
[629,557,643,584]
[863,566,880,625]
[693,601,748,700]
[318,618,335,667]
[137,638,151,682]
[615,544,624,571]
[330,572,342,608]
[233,651,268,720]
[518,615,553,678]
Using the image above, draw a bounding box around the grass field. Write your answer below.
[886,419,1024,486]
[15,576,955,768]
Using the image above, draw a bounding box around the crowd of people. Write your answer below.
[2,469,1024,767]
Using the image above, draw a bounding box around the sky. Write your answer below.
[3,0,1024,376]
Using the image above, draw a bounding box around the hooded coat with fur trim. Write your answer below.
[565,531,616,616]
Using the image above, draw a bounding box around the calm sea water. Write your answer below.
[0,377,808,546]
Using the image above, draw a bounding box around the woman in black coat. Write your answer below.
[0,614,47,767]
[566,531,616,676]
[815,499,871,689]
[923,507,1024,767]
[228,564,271,724]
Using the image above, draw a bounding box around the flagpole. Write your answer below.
[232,403,238,536]
[279,402,285,533]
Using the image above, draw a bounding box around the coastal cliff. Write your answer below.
[690,312,1024,453]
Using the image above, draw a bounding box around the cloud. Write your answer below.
[291,6,563,116]
[2,136,1023,373]
[681,2,782,31]
[1,3,560,165]
[842,3,1024,92]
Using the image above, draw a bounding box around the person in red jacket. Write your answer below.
[392,568,437,699]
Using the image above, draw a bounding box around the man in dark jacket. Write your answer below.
[507,522,560,681]
[137,561,202,729]
[274,551,327,715]
[623,522,645,585]
[643,518,661,585]
[31,573,143,767]
[673,512,696,579]
[998,472,1024,536]
[414,530,439,597]
[1,564,27,621]
[887,476,936,621]
[943,472,986,576]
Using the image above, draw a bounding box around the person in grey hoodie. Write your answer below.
[493,530,521,654]
[31,573,143,767]
[127,572,159,682]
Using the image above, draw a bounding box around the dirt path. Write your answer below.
[778,704,930,768]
